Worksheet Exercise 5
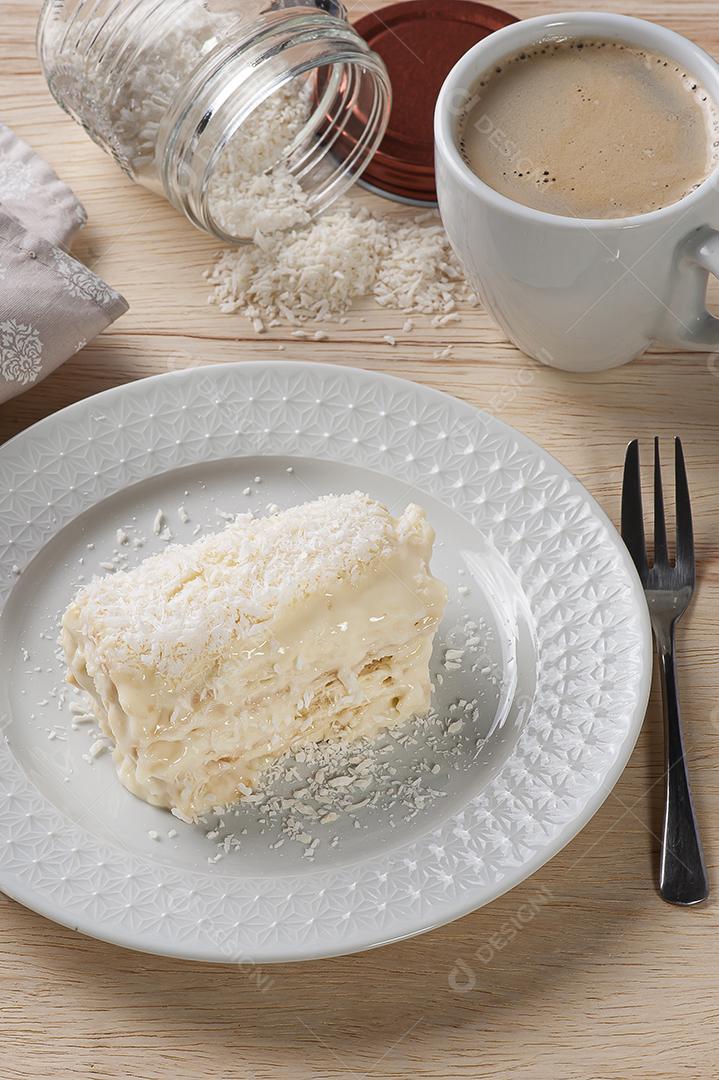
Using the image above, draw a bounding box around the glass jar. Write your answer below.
[36,0,391,242]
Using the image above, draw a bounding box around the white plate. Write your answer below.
[0,362,651,962]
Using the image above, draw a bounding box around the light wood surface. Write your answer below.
[2,2,719,1078]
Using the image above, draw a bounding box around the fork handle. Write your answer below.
[657,631,708,906]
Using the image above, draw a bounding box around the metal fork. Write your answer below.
[621,437,708,906]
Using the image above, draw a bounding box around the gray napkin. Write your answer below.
[0,124,128,404]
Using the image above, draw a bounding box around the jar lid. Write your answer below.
[342,0,518,204]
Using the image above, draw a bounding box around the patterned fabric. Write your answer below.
[0,123,87,247]
[0,124,128,404]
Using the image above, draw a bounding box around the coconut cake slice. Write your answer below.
[62,492,447,822]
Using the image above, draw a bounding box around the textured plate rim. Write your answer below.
[0,361,652,963]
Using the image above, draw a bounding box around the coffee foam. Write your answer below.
[458,38,719,218]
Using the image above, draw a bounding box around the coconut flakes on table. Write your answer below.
[205,201,477,332]
[206,203,385,325]
[433,345,454,360]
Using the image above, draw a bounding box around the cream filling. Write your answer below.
[63,547,446,821]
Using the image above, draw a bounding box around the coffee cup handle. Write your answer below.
[660,226,719,349]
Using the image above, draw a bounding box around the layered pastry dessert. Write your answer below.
[62,493,447,822]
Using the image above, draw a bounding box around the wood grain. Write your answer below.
[2,2,719,1078]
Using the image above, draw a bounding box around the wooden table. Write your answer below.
[2,1,719,1077]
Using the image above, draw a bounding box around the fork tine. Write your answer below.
[653,437,669,568]
[674,437,695,581]
[621,439,648,580]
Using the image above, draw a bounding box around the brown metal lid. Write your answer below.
[345,1,519,204]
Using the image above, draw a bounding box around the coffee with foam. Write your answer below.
[458,38,719,219]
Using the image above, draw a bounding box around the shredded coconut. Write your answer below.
[206,201,476,330]
[207,81,314,239]
[67,493,424,688]
[42,4,227,180]
[188,607,498,862]
[44,4,318,242]
[44,0,475,330]
[200,690,488,862]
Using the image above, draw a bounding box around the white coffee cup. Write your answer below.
[435,12,719,372]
